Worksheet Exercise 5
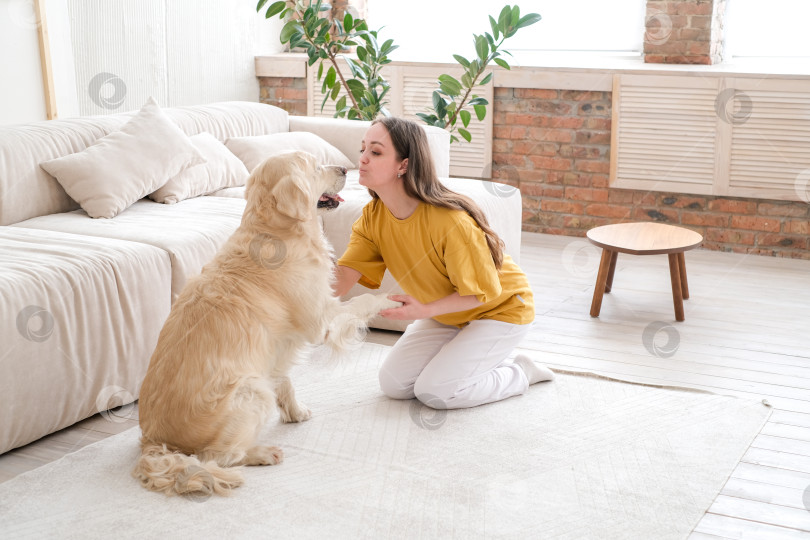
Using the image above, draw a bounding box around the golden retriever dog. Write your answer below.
[133,151,397,497]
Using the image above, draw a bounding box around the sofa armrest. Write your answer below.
[288,116,451,177]
[421,125,450,178]
[289,116,370,168]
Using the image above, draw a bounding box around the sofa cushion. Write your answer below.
[149,132,249,204]
[0,226,171,454]
[39,98,205,219]
[0,101,289,226]
[161,101,289,141]
[226,131,354,172]
[0,116,127,226]
[12,196,246,298]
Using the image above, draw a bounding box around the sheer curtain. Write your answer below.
[367,0,646,62]
[724,0,810,58]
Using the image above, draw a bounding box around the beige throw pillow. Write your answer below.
[40,97,204,218]
[225,131,354,172]
[149,132,249,204]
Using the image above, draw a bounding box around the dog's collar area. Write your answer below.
[317,193,344,210]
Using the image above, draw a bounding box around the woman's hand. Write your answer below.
[379,294,427,320]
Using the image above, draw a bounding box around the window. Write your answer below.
[724,0,810,58]
[367,0,646,63]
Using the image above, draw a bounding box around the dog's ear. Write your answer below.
[272,171,312,222]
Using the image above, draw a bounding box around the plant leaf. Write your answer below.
[432,90,447,118]
[256,0,269,13]
[479,72,493,86]
[475,34,489,61]
[317,62,324,80]
[453,54,470,68]
[346,79,365,99]
[489,15,500,41]
[438,74,462,95]
[279,20,300,43]
[498,5,511,32]
[331,84,341,100]
[474,104,487,121]
[493,57,510,70]
[517,13,542,29]
[264,1,286,18]
[325,66,336,87]
[335,95,346,113]
[460,109,471,128]
[511,5,521,28]
[458,128,472,143]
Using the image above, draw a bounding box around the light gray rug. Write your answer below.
[0,343,770,539]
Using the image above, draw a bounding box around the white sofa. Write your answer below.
[0,101,523,455]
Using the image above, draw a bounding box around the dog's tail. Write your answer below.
[132,441,243,497]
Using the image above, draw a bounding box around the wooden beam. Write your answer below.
[34,0,57,119]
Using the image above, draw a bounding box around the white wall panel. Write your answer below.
[166,0,280,106]
[66,0,282,116]
[0,0,47,124]
[68,0,168,115]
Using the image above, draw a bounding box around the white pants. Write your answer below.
[378,318,531,409]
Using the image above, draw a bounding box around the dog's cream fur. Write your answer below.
[133,151,397,497]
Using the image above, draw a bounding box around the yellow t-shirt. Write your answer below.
[337,199,535,328]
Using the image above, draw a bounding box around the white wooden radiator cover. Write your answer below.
[611,74,810,202]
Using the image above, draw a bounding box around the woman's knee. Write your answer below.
[413,378,454,410]
[378,366,415,400]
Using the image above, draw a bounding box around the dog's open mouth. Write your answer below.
[317,193,344,210]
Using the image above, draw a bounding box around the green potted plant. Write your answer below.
[257,1,540,143]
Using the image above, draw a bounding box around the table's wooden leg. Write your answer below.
[668,253,685,321]
[677,252,689,299]
[605,251,619,293]
[590,249,613,317]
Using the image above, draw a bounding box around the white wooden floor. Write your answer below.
[1,231,809,538]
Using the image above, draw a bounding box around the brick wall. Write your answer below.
[258,76,308,116]
[491,88,810,260]
[644,0,726,64]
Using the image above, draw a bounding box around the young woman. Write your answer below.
[333,116,553,410]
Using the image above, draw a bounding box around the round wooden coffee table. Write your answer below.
[586,222,703,322]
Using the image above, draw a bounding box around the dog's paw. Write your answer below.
[345,294,401,319]
[245,445,284,466]
[378,297,403,311]
[280,402,312,423]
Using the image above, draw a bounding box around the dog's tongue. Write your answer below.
[319,194,344,202]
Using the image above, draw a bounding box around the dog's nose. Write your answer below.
[339,166,347,175]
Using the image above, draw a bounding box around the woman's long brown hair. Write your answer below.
[370,116,504,269]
